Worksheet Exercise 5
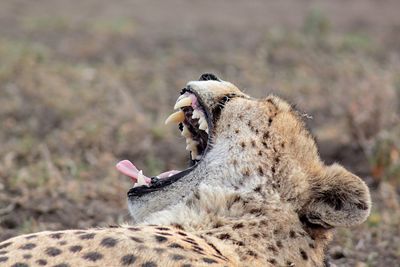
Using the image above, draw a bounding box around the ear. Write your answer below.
[303,164,371,228]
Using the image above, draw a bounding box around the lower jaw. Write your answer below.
[127,166,196,197]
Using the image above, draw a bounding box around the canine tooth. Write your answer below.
[165,110,185,125]
[174,97,192,109]
[181,126,191,137]
[199,121,208,131]
[133,170,148,187]
[205,128,209,134]
[191,149,198,160]
[176,94,187,101]
[198,116,205,125]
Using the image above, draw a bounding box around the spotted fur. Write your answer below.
[0,76,371,267]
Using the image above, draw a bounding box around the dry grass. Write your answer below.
[0,1,399,266]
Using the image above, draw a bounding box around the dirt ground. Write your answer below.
[0,1,399,266]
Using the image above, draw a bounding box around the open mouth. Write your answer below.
[117,88,211,197]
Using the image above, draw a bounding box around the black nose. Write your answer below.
[199,73,221,82]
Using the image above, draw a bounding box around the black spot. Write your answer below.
[233,240,244,246]
[263,132,270,139]
[192,248,205,255]
[155,227,170,231]
[309,242,315,249]
[79,233,95,240]
[177,231,187,236]
[45,247,62,257]
[130,236,144,243]
[183,238,198,245]
[181,265,192,267]
[0,256,8,262]
[25,235,37,240]
[258,150,263,156]
[258,167,264,176]
[250,208,262,215]
[169,243,184,249]
[53,264,70,267]
[121,254,137,265]
[251,140,256,147]
[271,166,276,174]
[83,252,103,262]
[233,223,244,229]
[142,262,157,267]
[289,230,297,238]
[154,235,168,243]
[213,222,223,228]
[172,223,184,230]
[50,233,63,239]
[276,240,283,248]
[262,141,268,148]
[57,241,67,246]
[36,259,47,266]
[240,142,246,148]
[300,249,308,260]
[108,224,119,228]
[267,245,278,253]
[268,118,273,126]
[247,250,258,257]
[252,233,259,238]
[23,254,32,259]
[100,237,118,247]
[171,254,185,261]
[11,263,29,267]
[207,242,224,257]
[268,258,277,264]
[154,248,165,254]
[20,243,36,250]
[69,245,82,253]
[235,129,240,134]
[217,233,230,240]
[128,227,140,231]
[203,258,218,264]
[192,245,204,252]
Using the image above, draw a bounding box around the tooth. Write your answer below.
[195,155,202,160]
[205,128,209,134]
[165,110,185,125]
[199,121,208,131]
[176,94,187,101]
[198,116,204,125]
[174,97,192,109]
[192,110,201,119]
[134,170,148,187]
[181,126,191,137]
[191,149,198,160]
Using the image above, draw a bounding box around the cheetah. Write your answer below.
[0,73,371,267]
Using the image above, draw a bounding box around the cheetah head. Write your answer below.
[119,73,371,233]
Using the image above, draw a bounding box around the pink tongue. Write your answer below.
[116,160,151,184]
[116,160,180,184]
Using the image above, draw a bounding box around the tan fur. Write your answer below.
[0,76,371,267]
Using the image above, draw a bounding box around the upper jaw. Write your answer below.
[127,84,214,197]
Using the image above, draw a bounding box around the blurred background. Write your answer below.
[0,0,399,266]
